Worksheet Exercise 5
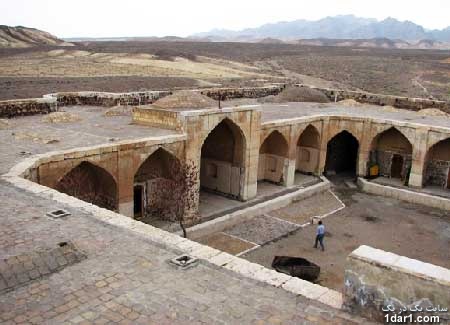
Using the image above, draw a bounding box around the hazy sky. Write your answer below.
[1,0,449,38]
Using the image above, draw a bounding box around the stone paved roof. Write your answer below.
[0,181,372,324]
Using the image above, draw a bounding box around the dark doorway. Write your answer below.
[391,154,404,179]
[325,131,359,175]
[134,185,143,217]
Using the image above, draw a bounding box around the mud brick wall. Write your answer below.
[200,86,285,100]
[0,242,86,293]
[0,98,57,118]
[425,160,450,187]
[296,84,450,112]
[50,91,172,107]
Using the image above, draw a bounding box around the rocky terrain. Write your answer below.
[0,25,73,48]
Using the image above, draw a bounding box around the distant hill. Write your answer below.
[193,15,450,43]
[0,25,73,48]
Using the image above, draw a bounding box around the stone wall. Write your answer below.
[132,107,184,131]
[200,85,284,101]
[425,160,450,187]
[375,150,412,178]
[344,245,450,322]
[296,84,450,112]
[200,158,241,198]
[0,98,57,118]
[46,90,172,107]
[296,146,319,174]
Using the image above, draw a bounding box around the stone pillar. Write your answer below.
[117,150,135,218]
[357,121,372,177]
[284,159,296,186]
[244,110,261,199]
[409,128,428,188]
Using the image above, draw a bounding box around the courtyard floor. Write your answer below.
[240,183,450,292]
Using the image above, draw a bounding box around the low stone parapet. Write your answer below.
[132,106,185,131]
[344,245,450,322]
[0,97,57,118]
[296,84,450,112]
[200,85,285,100]
[357,177,450,211]
[45,90,172,107]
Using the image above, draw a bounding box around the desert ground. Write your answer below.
[0,41,449,100]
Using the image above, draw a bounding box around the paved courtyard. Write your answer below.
[241,184,450,292]
[195,191,344,256]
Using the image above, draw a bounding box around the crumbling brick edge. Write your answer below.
[2,145,343,310]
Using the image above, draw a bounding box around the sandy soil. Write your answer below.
[242,185,450,292]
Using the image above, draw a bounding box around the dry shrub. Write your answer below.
[152,90,217,110]
[271,86,330,103]
[43,112,81,123]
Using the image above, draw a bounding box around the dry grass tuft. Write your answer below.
[43,112,81,123]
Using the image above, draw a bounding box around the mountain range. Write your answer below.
[193,15,450,42]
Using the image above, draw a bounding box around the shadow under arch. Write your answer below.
[133,147,182,219]
[57,161,118,210]
[200,118,247,200]
[296,124,320,174]
[424,137,450,189]
[325,130,359,176]
[369,127,413,181]
[258,130,289,184]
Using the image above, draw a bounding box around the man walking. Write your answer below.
[314,220,325,251]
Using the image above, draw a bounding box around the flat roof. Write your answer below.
[0,105,178,174]
[258,102,450,130]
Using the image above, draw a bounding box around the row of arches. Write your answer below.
[54,119,450,219]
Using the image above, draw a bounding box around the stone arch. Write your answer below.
[57,161,118,210]
[325,130,359,175]
[424,137,450,189]
[369,127,413,180]
[258,130,289,184]
[133,147,182,219]
[296,125,320,174]
[200,118,246,199]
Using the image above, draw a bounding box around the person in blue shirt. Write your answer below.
[314,220,325,251]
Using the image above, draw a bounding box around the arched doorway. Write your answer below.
[424,138,450,189]
[57,161,117,210]
[134,148,181,219]
[391,154,404,179]
[296,125,320,174]
[200,119,245,199]
[258,130,289,184]
[370,127,412,181]
[325,131,359,175]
